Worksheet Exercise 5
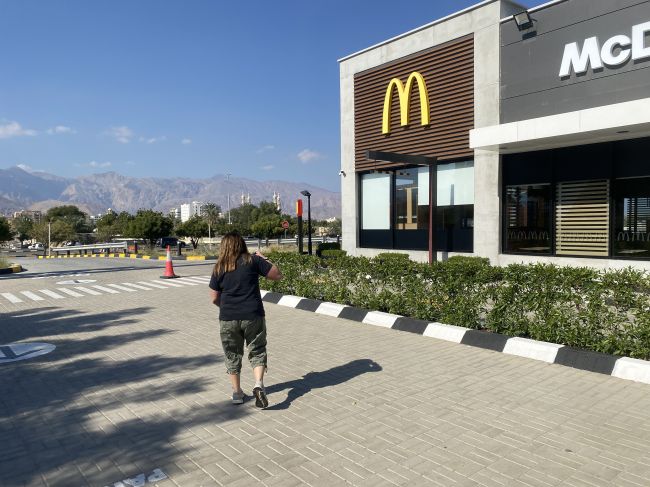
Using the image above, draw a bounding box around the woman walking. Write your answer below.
[209,232,282,408]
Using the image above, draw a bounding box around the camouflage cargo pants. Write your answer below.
[219,317,267,374]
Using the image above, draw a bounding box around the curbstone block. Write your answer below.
[503,337,563,363]
[612,357,650,385]
[362,311,401,328]
[423,322,468,343]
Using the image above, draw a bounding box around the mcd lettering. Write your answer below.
[559,20,650,77]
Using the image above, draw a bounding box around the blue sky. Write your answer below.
[0,0,534,192]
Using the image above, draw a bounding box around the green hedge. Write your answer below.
[265,252,650,360]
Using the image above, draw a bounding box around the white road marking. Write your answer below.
[1,293,23,304]
[184,275,210,282]
[38,289,65,300]
[153,280,184,288]
[175,279,199,286]
[107,284,136,292]
[119,282,152,291]
[91,285,120,294]
[137,281,168,289]
[20,291,45,302]
[74,286,102,296]
[57,288,85,297]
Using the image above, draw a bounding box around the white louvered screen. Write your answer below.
[556,180,610,256]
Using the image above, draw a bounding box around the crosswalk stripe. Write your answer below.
[107,284,136,292]
[1,293,23,304]
[92,285,119,294]
[182,276,210,283]
[175,279,199,286]
[119,283,151,291]
[20,291,45,301]
[74,286,102,296]
[137,281,168,289]
[57,288,85,297]
[39,289,65,300]
[153,280,184,288]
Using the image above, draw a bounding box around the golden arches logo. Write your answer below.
[382,72,430,134]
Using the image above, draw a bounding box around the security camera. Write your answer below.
[338,170,346,177]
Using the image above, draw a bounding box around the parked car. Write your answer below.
[156,237,186,248]
[28,243,44,250]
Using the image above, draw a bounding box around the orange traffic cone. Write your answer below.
[160,245,179,279]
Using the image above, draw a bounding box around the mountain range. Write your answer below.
[0,167,341,220]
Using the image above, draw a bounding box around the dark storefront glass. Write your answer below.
[613,177,650,258]
[359,162,474,252]
[504,184,552,254]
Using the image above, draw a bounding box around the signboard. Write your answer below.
[281,220,289,229]
[500,0,650,122]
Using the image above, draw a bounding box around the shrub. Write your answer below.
[262,251,650,360]
[316,242,341,257]
[321,249,347,258]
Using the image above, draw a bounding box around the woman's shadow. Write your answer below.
[265,359,382,410]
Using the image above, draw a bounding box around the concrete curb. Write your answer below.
[37,254,217,261]
[0,264,23,275]
[260,290,650,386]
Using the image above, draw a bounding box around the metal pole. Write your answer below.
[307,196,312,255]
[428,162,437,264]
[226,173,231,225]
[48,221,51,258]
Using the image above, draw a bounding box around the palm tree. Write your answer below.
[202,203,221,248]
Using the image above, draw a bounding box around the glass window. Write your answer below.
[613,177,650,258]
[504,184,552,254]
[361,172,390,230]
[395,168,429,230]
[438,161,474,206]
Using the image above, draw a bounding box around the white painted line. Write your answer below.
[74,286,102,296]
[175,278,199,286]
[278,295,304,308]
[1,293,23,304]
[57,288,85,297]
[363,311,401,328]
[120,282,152,291]
[612,357,650,385]
[183,276,210,282]
[107,284,136,292]
[137,281,168,289]
[503,337,563,363]
[423,322,468,343]
[20,291,45,302]
[38,289,65,300]
[260,290,268,298]
[315,302,347,317]
[91,285,120,294]
[154,280,184,288]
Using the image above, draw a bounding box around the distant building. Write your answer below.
[180,201,204,222]
[240,193,251,205]
[272,192,281,212]
[169,207,181,220]
[12,210,42,223]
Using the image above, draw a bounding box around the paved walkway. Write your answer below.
[1,260,650,486]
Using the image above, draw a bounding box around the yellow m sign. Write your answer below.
[382,72,430,134]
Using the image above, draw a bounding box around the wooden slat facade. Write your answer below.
[556,180,610,256]
[354,36,474,172]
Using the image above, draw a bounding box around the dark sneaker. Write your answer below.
[252,387,268,409]
[232,391,245,405]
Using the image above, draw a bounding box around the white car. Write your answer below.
[28,243,45,250]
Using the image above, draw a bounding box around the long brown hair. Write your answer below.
[214,232,252,275]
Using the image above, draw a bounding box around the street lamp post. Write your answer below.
[48,221,51,258]
[300,190,312,255]
[226,173,231,225]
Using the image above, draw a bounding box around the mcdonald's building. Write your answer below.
[339,0,650,270]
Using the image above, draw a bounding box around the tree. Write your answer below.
[11,216,34,243]
[126,210,173,247]
[202,203,221,242]
[0,217,14,243]
[46,205,90,233]
[176,215,208,249]
[32,220,75,246]
[251,215,282,238]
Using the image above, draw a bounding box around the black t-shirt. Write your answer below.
[209,254,272,320]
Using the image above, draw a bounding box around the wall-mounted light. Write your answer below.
[513,10,533,31]
[339,170,346,177]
